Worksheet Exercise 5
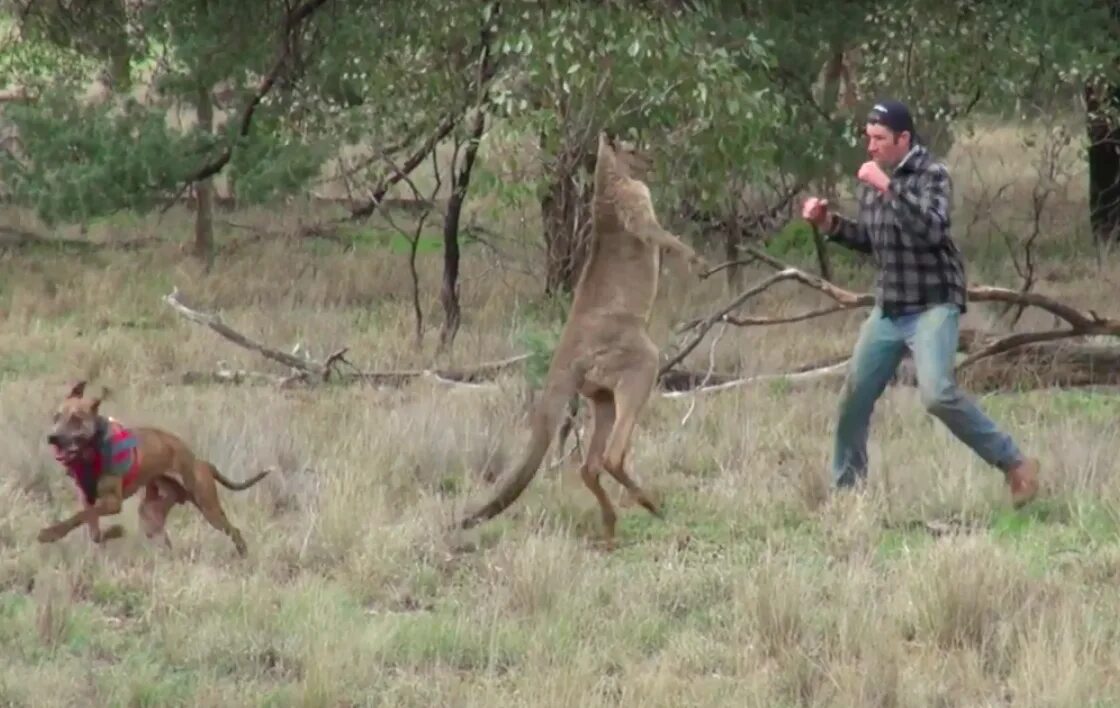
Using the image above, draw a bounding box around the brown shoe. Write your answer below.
[1005,457,1040,508]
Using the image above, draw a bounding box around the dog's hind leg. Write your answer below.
[190,462,249,557]
[86,515,125,545]
[139,477,186,550]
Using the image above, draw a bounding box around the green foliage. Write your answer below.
[487,2,786,213]
[280,3,493,150]
[514,289,573,390]
[764,220,860,271]
[517,327,559,390]
[0,0,330,225]
[0,96,207,224]
[0,19,101,92]
[224,127,330,207]
[2,0,1118,259]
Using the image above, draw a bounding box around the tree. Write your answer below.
[0,0,334,264]
[1085,0,1120,243]
[477,1,785,294]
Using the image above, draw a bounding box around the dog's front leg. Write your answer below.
[86,517,125,544]
[38,478,124,544]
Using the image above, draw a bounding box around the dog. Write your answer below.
[40,380,269,557]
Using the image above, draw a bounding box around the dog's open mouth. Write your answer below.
[51,440,89,465]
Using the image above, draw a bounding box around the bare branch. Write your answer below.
[662,360,850,399]
[669,245,1120,376]
[163,287,530,387]
[679,322,727,425]
[163,287,331,376]
[661,259,867,375]
[699,255,758,279]
[723,305,851,327]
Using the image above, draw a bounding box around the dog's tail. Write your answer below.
[210,464,271,491]
[456,357,588,531]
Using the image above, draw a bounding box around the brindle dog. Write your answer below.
[41,380,269,556]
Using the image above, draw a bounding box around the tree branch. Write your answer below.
[667,245,1120,376]
[662,258,867,375]
[163,288,530,387]
[175,0,332,190]
[163,287,332,376]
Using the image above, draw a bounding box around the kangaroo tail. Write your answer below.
[457,359,587,530]
[211,465,271,491]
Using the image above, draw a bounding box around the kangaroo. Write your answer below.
[455,131,707,548]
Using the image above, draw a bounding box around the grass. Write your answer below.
[2,118,1120,706]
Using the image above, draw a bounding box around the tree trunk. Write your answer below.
[810,41,849,282]
[439,106,488,353]
[540,130,594,296]
[1086,80,1120,243]
[193,86,215,267]
[722,219,743,291]
[192,48,215,267]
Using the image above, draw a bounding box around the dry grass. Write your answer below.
[2,120,1120,706]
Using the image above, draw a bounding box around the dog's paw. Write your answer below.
[37,524,67,543]
[94,525,125,543]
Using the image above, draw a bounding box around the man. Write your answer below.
[801,98,1040,507]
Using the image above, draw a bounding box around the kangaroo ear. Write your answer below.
[68,380,87,399]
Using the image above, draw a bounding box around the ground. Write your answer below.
[1,121,1119,706]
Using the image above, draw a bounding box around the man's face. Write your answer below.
[865,122,910,167]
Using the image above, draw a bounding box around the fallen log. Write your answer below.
[163,287,529,387]
[164,249,1120,397]
[0,226,153,252]
[946,339,1120,392]
[659,245,1120,394]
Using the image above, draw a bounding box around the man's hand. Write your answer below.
[857,161,891,193]
[801,196,831,228]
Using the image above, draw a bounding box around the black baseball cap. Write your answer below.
[867,99,921,143]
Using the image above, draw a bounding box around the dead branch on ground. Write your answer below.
[163,287,529,388]
[0,225,154,251]
[661,251,867,375]
[957,116,1080,328]
[662,244,1120,395]
[164,287,348,381]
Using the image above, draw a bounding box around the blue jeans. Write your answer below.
[832,303,1023,487]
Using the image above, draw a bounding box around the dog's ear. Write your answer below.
[68,380,87,399]
[90,386,110,413]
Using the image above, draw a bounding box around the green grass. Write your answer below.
[1,117,1120,705]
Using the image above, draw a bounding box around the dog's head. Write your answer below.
[47,380,107,464]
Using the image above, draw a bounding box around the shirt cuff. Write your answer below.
[825,213,842,237]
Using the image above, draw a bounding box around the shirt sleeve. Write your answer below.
[886,161,952,245]
[825,212,872,254]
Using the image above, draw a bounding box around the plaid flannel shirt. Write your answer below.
[826,144,968,316]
